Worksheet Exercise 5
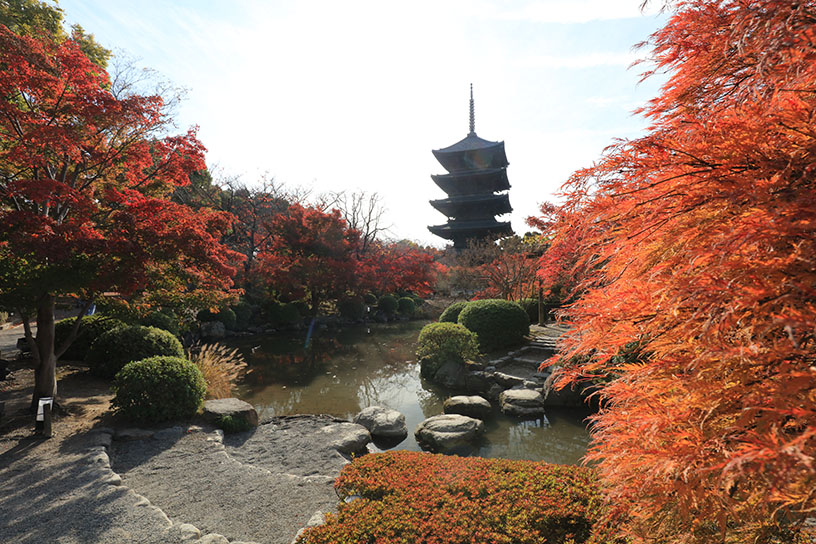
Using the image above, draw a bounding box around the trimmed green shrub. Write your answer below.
[54,314,127,361]
[298,451,610,544]
[197,307,236,329]
[219,308,237,330]
[517,298,539,324]
[416,322,479,379]
[457,299,529,351]
[439,301,468,323]
[141,310,179,336]
[338,296,366,321]
[363,293,378,305]
[397,297,415,316]
[411,295,425,307]
[232,301,254,329]
[377,294,398,316]
[263,301,301,327]
[215,414,254,433]
[112,356,205,424]
[86,325,184,378]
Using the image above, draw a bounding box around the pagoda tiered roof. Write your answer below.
[428,219,513,241]
[427,85,514,248]
[430,193,512,218]
[431,167,510,195]
[432,134,508,173]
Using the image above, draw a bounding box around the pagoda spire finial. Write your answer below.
[468,83,475,135]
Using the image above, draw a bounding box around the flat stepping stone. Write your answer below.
[203,398,259,428]
[443,395,492,419]
[353,406,407,438]
[499,389,549,420]
[319,422,371,455]
[415,414,484,452]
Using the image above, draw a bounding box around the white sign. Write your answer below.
[36,397,53,422]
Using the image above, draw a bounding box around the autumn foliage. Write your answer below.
[0,26,239,403]
[537,1,816,541]
[298,451,614,544]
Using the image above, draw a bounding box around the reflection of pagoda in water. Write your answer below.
[428,85,513,249]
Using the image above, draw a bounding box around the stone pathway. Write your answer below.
[109,416,362,544]
[0,415,367,544]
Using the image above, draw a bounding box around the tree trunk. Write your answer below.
[31,294,57,409]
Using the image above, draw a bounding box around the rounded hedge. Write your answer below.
[197,307,237,329]
[112,356,205,424]
[457,299,530,352]
[232,301,254,329]
[397,297,416,316]
[516,298,539,325]
[264,301,301,327]
[377,294,398,316]
[416,322,480,379]
[338,296,366,321]
[141,310,179,336]
[54,314,127,361]
[86,325,185,378]
[439,301,468,323]
[363,293,378,305]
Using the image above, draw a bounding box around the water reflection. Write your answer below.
[227,321,590,464]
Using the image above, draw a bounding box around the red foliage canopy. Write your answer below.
[257,203,359,313]
[540,1,816,541]
[0,27,240,401]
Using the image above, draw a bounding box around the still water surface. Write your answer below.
[228,321,591,465]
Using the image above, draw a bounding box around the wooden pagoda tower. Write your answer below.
[428,85,513,248]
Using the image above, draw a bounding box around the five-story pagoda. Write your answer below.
[428,85,513,248]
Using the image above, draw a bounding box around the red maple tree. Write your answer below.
[539,1,816,541]
[0,27,240,407]
[257,203,359,315]
[358,241,441,298]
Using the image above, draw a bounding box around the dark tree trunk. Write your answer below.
[31,294,57,410]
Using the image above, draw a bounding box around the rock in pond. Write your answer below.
[319,422,371,455]
[200,320,226,340]
[203,398,259,428]
[443,395,492,420]
[415,414,484,452]
[353,406,407,438]
[499,389,548,419]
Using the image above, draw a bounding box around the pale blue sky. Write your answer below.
[60,0,667,246]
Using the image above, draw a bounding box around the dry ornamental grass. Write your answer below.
[188,343,248,399]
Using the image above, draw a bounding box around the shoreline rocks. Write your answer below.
[443,395,492,420]
[203,398,259,428]
[499,389,548,420]
[415,414,484,452]
[353,406,408,439]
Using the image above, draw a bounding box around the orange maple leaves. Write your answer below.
[537,1,816,541]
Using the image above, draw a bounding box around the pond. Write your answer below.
[228,320,592,465]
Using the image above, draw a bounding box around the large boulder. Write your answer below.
[200,320,226,340]
[203,398,259,428]
[426,360,469,389]
[415,414,484,452]
[499,389,548,419]
[353,406,407,438]
[319,422,371,455]
[443,395,492,420]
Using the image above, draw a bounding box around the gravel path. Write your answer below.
[0,429,191,544]
[110,417,351,544]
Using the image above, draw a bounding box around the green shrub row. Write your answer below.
[438,299,530,352]
[87,325,184,378]
[54,314,127,361]
[416,322,479,379]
